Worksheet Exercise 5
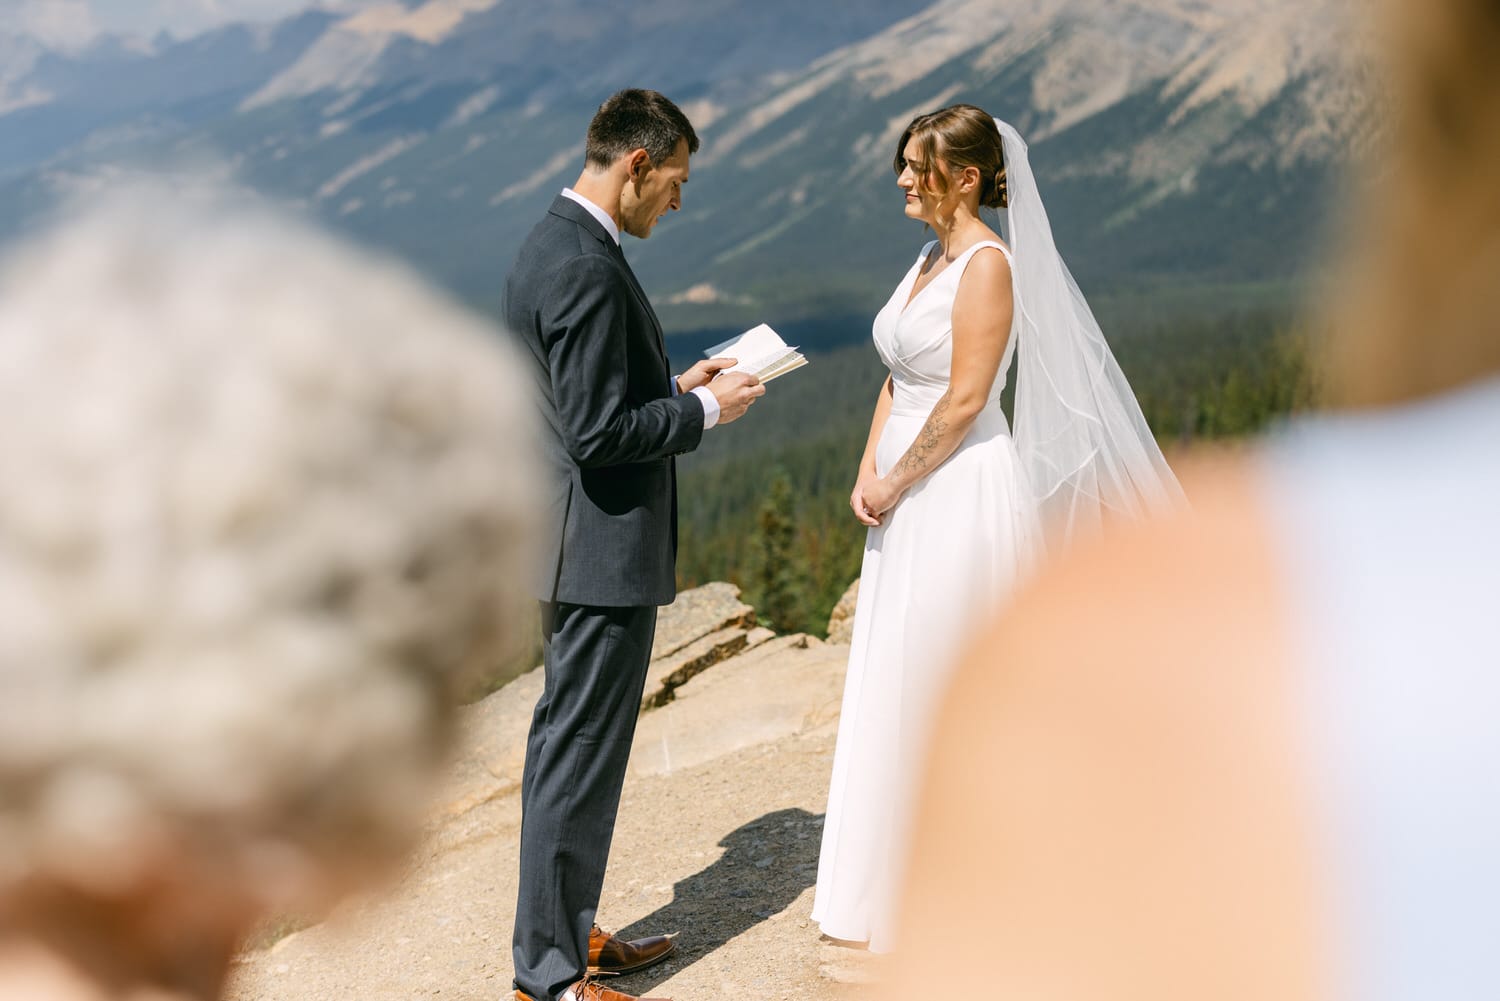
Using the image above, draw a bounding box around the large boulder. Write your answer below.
[825,578,860,644]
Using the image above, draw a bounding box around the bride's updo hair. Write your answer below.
[894,104,1008,210]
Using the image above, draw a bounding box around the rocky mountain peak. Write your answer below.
[0,0,1373,323]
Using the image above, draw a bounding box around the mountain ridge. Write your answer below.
[0,0,1369,331]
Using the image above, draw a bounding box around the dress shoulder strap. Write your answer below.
[959,239,1013,264]
[952,241,1015,294]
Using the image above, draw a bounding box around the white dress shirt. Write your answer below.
[560,188,719,429]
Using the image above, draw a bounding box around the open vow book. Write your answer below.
[704,324,807,383]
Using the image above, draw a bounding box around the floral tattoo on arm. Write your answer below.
[891,392,951,480]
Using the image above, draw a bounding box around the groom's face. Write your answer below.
[620,138,691,240]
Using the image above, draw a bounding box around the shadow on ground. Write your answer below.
[611,807,825,994]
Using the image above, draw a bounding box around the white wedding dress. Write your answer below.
[812,239,1042,951]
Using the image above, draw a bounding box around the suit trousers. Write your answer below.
[513,600,657,1000]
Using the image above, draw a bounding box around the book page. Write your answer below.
[704,323,786,375]
[757,354,808,383]
[736,346,796,374]
[705,323,808,382]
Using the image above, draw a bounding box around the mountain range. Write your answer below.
[0,0,1370,334]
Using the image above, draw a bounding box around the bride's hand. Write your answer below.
[862,477,902,519]
[850,474,892,527]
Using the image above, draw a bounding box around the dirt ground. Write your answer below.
[227,592,884,1001]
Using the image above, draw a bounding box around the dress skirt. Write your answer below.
[811,402,1040,951]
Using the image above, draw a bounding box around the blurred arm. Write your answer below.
[885,459,1329,1001]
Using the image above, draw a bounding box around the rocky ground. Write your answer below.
[226,584,884,1001]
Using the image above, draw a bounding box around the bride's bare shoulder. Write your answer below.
[953,238,1013,301]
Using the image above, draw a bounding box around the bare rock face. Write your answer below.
[825,579,860,645]
[651,581,757,660]
[642,625,777,712]
[439,582,764,823]
[630,633,843,779]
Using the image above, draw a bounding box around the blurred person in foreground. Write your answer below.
[502,89,763,1001]
[0,190,537,1000]
[884,0,1500,998]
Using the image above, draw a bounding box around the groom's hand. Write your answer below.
[677,356,737,393]
[709,371,764,425]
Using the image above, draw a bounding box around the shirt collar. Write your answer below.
[560,187,621,245]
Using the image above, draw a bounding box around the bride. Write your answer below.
[812,105,1184,951]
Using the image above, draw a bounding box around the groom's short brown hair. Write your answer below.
[585,89,699,170]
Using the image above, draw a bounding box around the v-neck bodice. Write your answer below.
[872,239,1017,416]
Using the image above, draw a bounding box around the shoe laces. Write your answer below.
[575,971,620,1000]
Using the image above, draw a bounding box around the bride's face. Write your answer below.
[896,138,935,223]
[896,137,952,226]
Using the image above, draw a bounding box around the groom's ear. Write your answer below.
[624,148,652,184]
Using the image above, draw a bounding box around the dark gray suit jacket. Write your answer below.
[503,194,704,607]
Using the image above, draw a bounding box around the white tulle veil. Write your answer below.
[994,118,1185,546]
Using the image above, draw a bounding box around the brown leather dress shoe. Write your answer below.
[587,923,676,975]
[515,976,671,1001]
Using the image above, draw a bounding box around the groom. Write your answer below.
[502,89,764,1001]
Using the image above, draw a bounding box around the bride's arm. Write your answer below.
[862,248,1013,517]
[850,376,896,526]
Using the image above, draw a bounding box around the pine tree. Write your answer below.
[749,469,809,634]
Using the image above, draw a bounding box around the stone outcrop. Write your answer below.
[641,625,776,711]
[825,578,859,645]
[649,581,757,660]
[631,633,844,778]
[438,583,764,826]
[640,581,768,710]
